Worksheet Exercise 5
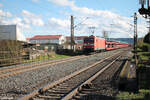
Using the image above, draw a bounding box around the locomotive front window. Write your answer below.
[84,38,94,43]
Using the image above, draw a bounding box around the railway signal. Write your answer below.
[139,0,146,8]
[139,0,150,17]
[138,0,150,42]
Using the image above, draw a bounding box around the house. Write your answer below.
[29,35,66,45]
[26,38,30,43]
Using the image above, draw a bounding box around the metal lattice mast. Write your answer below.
[134,12,138,65]
[134,13,138,46]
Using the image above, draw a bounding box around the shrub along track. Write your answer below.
[19,50,128,100]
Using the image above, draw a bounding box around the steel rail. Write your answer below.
[61,55,121,100]
[19,51,121,100]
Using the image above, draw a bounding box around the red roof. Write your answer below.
[30,35,62,40]
[26,38,30,41]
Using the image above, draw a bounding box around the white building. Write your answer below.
[0,25,26,41]
[29,35,66,45]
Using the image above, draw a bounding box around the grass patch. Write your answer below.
[137,52,150,55]
[116,89,150,100]
[53,53,71,59]
[143,43,150,47]
[25,53,70,63]
[116,92,144,100]
[139,89,150,94]
[138,64,145,68]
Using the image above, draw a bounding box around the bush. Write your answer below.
[143,33,150,43]
[142,43,150,52]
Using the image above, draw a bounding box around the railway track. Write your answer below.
[70,56,126,100]
[19,50,126,100]
[0,55,88,80]
[0,49,122,80]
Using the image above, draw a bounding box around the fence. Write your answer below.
[0,41,64,67]
[0,40,23,66]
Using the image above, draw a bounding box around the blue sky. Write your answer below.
[0,0,148,39]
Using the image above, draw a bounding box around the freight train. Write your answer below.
[83,35,130,52]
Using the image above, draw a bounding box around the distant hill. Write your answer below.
[108,38,134,44]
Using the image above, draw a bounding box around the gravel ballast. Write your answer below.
[0,49,123,99]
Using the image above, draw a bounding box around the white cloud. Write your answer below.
[23,18,31,24]
[0,9,46,39]
[1,17,31,29]
[42,17,71,34]
[21,10,44,26]
[48,0,75,7]
[22,10,35,18]
[0,9,12,17]
[0,1,148,38]
[48,17,70,29]
[0,10,43,30]
[0,10,19,25]
[11,18,22,24]
[48,0,147,38]
[32,18,44,26]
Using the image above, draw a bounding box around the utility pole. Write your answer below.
[133,12,139,91]
[134,12,138,65]
[71,15,74,50]
[70,16,89,51]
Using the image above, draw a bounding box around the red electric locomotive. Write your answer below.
[83,35,130,52]
[83,35,105,52]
